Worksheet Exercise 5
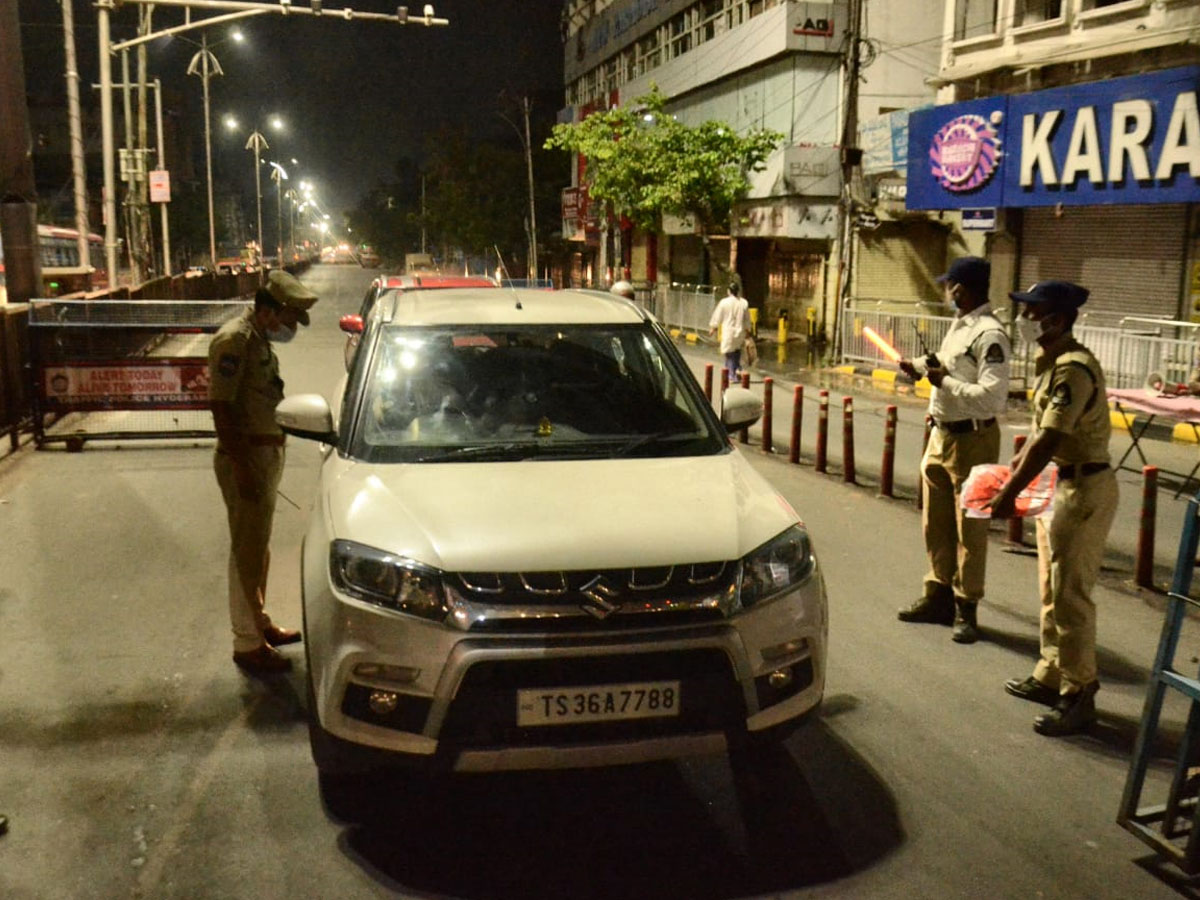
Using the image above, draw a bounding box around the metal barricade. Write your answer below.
[28,299,246,447]
[654,283,717,335]
[840,305,954,367]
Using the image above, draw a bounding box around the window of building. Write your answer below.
[1014,0,1063,26]
[603,58,619,93]
[669,11,693,58]
[953,0,998,42]
[698,0,725,42]
[1080,0,1146,10]
[636,31,661,76]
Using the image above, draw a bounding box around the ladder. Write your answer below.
[1119,489,1200,871]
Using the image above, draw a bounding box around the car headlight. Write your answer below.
[737,525,815,609]
[329,540,448,623]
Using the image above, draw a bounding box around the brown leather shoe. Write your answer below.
[233,644,292,675]
[263,624,302,646]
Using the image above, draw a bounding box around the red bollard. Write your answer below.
[1136,465,1158,588]
[789,385,803,465]
[1007,435,1028,545]
[720,367,730,394]
[815,390,829,473]
[917,416,932,511]
[761,377,774,453]
[880,405,897,497]
[842,396,856,484]
[739,372,751,444]
[704,363,713,402]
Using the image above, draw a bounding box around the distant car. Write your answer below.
[215,258,246,275]
[357,273,498,320]
[359,247,381,268]
[276,287,827,796]
[184,265,210,278]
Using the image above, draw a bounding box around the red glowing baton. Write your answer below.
[862,325,902,362]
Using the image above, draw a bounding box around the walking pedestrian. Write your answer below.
[989,280,1117,736]
[708,278,751,382]
[208,270,318,676]
[897,257,1011,643]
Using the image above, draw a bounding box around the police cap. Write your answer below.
[265,270,318,326]
[935,256,990,297]
[1008,279,1089,310]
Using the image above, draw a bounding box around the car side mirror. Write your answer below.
[720,386,762,429]
[276,394,337,444]
[339,314,364,335]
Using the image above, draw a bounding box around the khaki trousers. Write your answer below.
[921,422,1000,603]
[215,445,284,653]
[1032,468,1119,693]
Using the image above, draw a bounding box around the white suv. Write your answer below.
[276,288,827,791]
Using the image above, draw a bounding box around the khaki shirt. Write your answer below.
[1032,334,1110,466]
[208,308,284,436]
[928,302,1011,422]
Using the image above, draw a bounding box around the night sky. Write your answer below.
[19,1,565,214]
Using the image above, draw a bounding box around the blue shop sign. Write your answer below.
[906,66,1200,210]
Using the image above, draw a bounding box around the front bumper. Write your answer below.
[305,563,827,773]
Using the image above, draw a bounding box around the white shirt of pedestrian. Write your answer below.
[709,293,751,354]
[928,302,1011,421]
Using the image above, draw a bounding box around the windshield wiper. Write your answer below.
[415,441,610,463]
[608,431,691,457]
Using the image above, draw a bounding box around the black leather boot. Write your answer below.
[897,595,954,625]
[1034,681,1099,736]
[952,601,979,644]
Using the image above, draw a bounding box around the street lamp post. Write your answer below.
[186,33,225,270]
[246,129,268,266]
[269,161,288,268]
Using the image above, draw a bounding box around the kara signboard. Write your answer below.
[907,66,1200,209]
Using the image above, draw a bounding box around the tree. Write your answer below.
[545,87,782,280]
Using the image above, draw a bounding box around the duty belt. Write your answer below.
[934,417,996,434]
[1058,462,1109,479]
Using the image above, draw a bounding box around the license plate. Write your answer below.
[516,680,682,727]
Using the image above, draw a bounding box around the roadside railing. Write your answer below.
[651,283,717,335]
[841,302,1200,391]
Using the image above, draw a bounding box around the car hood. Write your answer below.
[322,451,800,572]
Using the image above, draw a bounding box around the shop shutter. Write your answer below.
[1018,205,1186,322]
[854,222,946,305]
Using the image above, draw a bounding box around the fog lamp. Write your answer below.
[368,690,399,715]
[353,662,420,684]
[768,668,794,690]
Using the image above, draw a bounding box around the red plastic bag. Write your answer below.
[961,463,1058,519]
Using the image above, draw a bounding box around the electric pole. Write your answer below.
[523,96,538,280]
[0,0,42,305]
[832,0,864,358]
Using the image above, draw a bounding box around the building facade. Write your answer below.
[559,0,940,340]
[910,0,1200,322]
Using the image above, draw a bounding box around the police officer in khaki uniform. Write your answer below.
[209,270,317,675]
[898,257,1011,643]
[989,280,1118,736]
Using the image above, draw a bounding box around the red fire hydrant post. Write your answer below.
[880,405,897,497]
[815,390,829,473]
[703,363,713,402]
[842,396,856,484]
[917,416,931,511]
[761,377,774,453]
[1136,465,1158,589]
[1007,434,1028,545]
[789,385,803,465]
[739,372,751,444]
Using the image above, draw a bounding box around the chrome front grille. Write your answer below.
[446,563,738,632]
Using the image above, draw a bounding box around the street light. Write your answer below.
[225,114,284,267]
[186,28,244,270]
[268,161,288,267]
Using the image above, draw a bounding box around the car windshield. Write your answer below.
[349,323,723,462]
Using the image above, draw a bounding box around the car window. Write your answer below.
[348,323,723,462]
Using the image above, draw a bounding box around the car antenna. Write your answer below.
[495,244,521,309]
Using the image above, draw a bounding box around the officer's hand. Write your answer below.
[898,358,918,380]
[987,490,1017,520]
[925,363,947,388]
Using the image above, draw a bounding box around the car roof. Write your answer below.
[377,288,649,327]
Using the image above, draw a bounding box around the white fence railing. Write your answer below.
[841,303,1200,390]
[643,283,717,334]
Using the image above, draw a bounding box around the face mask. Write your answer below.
[1017,315,1057,345]
[266,323,297,343]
